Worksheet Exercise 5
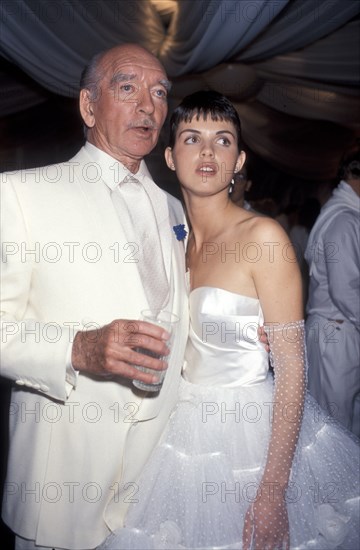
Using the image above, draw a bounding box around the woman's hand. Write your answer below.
[258,325,270,353]
[242,491,290,550]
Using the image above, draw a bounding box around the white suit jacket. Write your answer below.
[0,147,189,549]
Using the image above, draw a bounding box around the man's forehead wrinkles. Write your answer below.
[108,67,171,90]
[111,73,136,83]
[107,59,166,75]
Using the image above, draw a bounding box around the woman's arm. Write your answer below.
[243,218,306,550]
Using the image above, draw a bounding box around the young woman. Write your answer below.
[100,91,359,550]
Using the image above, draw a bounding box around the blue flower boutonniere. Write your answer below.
[173,224,187,241]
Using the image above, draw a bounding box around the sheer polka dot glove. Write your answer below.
[243,321,306,550]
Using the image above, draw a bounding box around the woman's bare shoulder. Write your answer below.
[237,212,289,243]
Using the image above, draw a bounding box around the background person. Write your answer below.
[229,165,253,209]
[305,147,360,436]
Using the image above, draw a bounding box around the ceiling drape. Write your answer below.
[0,0,359,180]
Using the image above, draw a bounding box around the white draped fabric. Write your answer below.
[0,0,359,179]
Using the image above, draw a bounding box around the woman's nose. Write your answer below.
[200,143,214,157]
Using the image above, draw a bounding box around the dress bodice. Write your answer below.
[182,286,269,387]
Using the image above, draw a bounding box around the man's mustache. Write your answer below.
[128,119,158,130]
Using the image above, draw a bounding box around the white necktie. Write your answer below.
[112,175,169,310]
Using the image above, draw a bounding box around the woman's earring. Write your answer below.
[228,178,235,194]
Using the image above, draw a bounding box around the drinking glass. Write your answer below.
[132,309,179,392]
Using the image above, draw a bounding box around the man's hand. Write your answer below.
[72,319,170,384]
[258,325,270,353]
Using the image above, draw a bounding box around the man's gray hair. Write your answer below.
[79,51,106,136]
[80,50,106,100]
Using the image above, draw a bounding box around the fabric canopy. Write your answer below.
[0,0,359,180]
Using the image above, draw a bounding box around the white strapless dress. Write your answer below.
[99,288,360,550]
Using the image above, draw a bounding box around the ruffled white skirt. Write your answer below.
[99,376,360,550]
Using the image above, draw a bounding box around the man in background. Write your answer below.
[229,166,253,209]
[305,147,360,437]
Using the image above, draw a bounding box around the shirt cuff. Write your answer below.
[65,340,79,397]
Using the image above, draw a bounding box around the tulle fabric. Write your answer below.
[100,378,359,550]
[99,290,359,550]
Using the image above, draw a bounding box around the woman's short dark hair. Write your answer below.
[169,90,243,150]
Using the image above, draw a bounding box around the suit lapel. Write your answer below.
[143,177,173,286]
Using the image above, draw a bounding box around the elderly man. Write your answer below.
[1,44,189,550]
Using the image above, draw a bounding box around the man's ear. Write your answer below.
[165,147,176,171]
[79,89,95,128]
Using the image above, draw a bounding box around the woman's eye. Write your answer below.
[185,136,198,144]
[218,137,231,146]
